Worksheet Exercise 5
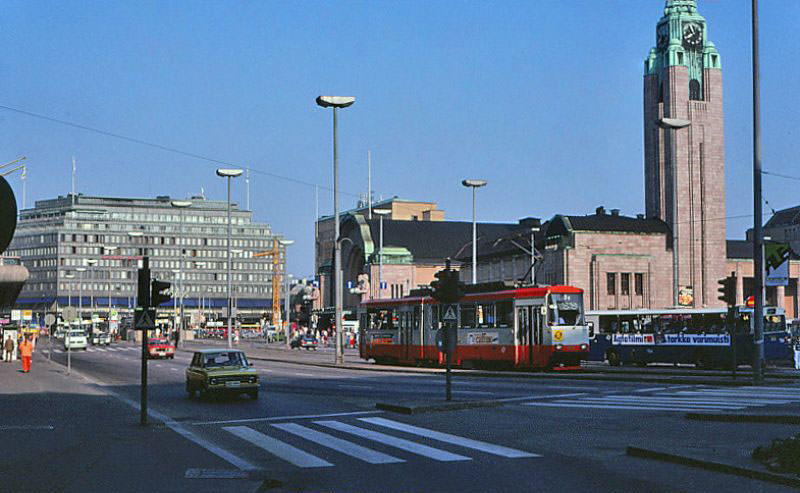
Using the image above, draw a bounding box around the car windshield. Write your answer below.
[548,293,584,326]
[204,352,247,368]
[69,331,84,337]
[150,339,168,344]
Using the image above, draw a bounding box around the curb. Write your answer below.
[375,399,504,415]
[626,446,800,488]
[685,413,800,424]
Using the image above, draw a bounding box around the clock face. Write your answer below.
[682,23,703,50]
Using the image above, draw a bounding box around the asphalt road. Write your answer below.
[39,339,800,492]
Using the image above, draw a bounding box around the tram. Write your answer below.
[358,283,590,369]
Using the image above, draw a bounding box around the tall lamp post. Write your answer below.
[658,117,691,307]
[76,267,87,330]
[171,200,191,348]
[280,240,294,349]
[373,209,391,298]
[462,179,487,284]
[85,258,98,332]
[216,168,243,349]
[316,95,356,366]
[751,0,765,384]
[104,246,117,323]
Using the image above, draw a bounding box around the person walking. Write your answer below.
[793,337,800,371]
[3,335,13,362]
[19,335,33,373]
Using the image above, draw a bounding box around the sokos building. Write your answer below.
[7,194,287,317]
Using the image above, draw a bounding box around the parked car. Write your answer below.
[91,332,111,346]
[63,331,88,351]
[290,335,318,350]
[146,338,175,359]
[185,349,259,399]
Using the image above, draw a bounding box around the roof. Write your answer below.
[363,219,519,263]
[557,212,670,235]
[190,348,247,354]
[764,205,800,228]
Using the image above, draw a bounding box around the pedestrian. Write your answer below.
[3,335,13,362]
[19,335,33,373]
[793,338,800,371]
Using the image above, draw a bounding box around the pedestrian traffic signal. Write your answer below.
[137,265,151,308]
[151,279,172,307]
[717,277,735,306]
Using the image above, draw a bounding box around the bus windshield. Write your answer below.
[549,293,584,326]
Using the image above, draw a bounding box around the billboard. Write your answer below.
[765,242,791,287]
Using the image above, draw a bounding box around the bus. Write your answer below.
[358,283,590,369]
[586,306,791,368]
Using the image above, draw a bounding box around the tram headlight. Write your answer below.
[580,343,588,351]
[555,344,563,351]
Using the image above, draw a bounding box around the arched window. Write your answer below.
[689,79,702,101]
[658,82,664,103]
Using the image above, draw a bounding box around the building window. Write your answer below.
[635,273,644,296]
[689,79,702,100]
[621,273,630,296]
[607,273,616,295]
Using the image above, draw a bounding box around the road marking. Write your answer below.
[0,425,54,430]
[594,395,792,405]
[272,423,403,464]
[314,420,470,462]
[570,398,749,409]
[170,368,178,371]
[185,469,250,479]
[451,390,494,395]
[293,372,314,377]
[192,410,383,426]
[224,426,333,468]
[337,384,374,390]
[259,369,273,373]
[498,393,588,403]
[675,390,800,400]
[633,387,667,393]
[524,402,731,412]
[360,417,539,458]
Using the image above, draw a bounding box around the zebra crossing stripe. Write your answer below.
[223,426,332,468]
[359,417,539,458]
[314,420,471,462]
[524,402,714,412]
[675,390,800,400]
[272,423,403,464]
[584,395,791,406]
[569,398,747,409]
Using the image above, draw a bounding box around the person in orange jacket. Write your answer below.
[19,335,33,373]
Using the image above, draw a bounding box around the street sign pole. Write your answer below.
[445,321,453,402]
[137,256,152,426]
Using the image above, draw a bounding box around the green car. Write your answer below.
[186,349,260,399]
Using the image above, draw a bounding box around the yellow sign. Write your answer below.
[553,330,563,342]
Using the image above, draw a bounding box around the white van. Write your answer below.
[64,331,88,350]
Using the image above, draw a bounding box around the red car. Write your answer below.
[147,338,175,359]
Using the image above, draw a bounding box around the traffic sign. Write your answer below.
[44,314,56,326]
[442,304,457,322]
[134,308,157,330]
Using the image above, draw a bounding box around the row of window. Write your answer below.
[45,282,274,295]
[57,221,267,236]
[607,273,645,296]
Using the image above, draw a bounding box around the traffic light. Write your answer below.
[137,265,151,308]
[151,279,172,307]
[430,266,465,304]
[717,277,735,306]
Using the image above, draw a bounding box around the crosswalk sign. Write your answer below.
[442,304,457,322]
[135,308,156,330]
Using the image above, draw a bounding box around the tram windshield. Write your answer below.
[548,293,584,326]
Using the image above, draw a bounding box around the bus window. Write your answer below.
[496,301,513,327]
[765,315,786,333]
[460,304,476,328]
[639,315,655,333]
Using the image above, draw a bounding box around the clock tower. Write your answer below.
[643,0,726,307]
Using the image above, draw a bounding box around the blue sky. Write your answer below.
[2,0,798,276]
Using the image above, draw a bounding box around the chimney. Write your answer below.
[610,209,620,216]
[595,206,605,215]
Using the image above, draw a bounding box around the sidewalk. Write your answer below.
[181,338,800,386]
[0,350,260,493]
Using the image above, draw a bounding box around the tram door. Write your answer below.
[517,306,533,366]
[533,307,544,366]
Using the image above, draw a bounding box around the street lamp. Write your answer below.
[216,168,243,349]
[85,258,98,332]
[658,117,691,307]
[316,95,355,366]
[104,246,117,321]
[373,209,391,298]
[171,200,191,348]
[462,179,487,284]
[280,240,294,349]
[76,267,87,329]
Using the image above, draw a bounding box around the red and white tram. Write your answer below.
[358,284,590,369]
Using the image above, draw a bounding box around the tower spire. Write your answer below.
[664,1,698,16]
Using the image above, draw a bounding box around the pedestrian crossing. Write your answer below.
[219,417,538,468]
[524,386,800,413]
[43,346,141,354]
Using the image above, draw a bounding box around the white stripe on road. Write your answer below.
[498,393,588,403]
[193,410,383,426]
[337,385,374,390]
[586,394,793,405]
[570,398,749,409]
[170,368,178,371]
[359,417,539,458]
[524,402,734,412]
[675,390,800,400]
[314,420,470,462]
[293,372,315,377]
[633,387,667,393]
[272,423,403,464]
[223,426,332,468]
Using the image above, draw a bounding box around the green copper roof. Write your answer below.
[644,0,721,77]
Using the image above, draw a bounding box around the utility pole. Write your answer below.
[751,0,765,384]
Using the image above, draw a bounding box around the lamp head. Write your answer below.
[462,179,487,188]
[216,168,244,178]
[316,96,355,108]
[171,200,192,208]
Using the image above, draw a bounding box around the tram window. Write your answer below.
[496,301,513,327]
[588,321,595,338]
[460,304,476,328]
[477,303,495,327]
